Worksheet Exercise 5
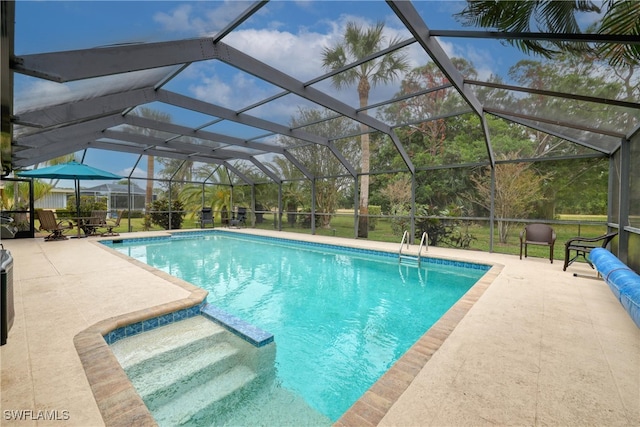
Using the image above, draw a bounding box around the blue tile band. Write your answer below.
[200,303,274,347]
[104,301,274,348]
[104,303,204,345]
[102,230,488,347]
[101,230,490,272]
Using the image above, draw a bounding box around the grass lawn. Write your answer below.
[252,212,610,262]
[38,212,610,264]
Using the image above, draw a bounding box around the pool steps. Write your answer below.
[111,316,229,368]
[398,254,420,266]
[111,316,275,425]
[153,365,258,425]
[129,342,240,407]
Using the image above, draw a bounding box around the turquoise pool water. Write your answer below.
[109,232,488,421]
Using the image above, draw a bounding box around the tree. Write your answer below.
[469,158,548,244]
[131,107,172,210]
[271,156,306,227]
[282,108,358,228]
[455,0,640,66]
[596,1,640,67]
[322,21,409,237]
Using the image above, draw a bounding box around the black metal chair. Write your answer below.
[199,208,214,228]
[563,231,618,271]
[229,207,247,228]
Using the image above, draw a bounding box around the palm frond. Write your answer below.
[596,0,640,66]
[455,1,602,59]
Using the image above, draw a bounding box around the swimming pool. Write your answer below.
[106,231,489,422]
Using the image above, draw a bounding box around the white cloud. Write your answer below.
[189,73,235,108]
[153,4,194,33]
[119,167,147,180]
[15,80,71,112]
[224,28,330,81]
[153,1,258,37]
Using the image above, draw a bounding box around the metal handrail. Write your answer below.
[417,231,428,267]
[399,231,428,267]
[399,230,410,258]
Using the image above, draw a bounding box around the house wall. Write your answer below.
[35,192,69,210]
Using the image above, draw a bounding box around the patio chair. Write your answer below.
[199,208,214,228]
[35,209,73,241]
[100,210,124,237]
[519,223,557,263]
[82,210,108,236]
[229,207,247,228]
[563,231,618,271]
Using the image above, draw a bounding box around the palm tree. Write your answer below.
[322,21,409,237]
[455,0,640,66]
[131,107,172,209]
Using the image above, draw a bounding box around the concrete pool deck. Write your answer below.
[1,228,638,426]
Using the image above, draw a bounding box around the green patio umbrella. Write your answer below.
[18,161,123,237]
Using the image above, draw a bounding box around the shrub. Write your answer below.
[148,199,184,230]
[368,205,381,231]
[415,204,475,248]
[59,196,107,218]
[390,205,411,236]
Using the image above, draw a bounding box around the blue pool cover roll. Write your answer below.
[590,248,640,328]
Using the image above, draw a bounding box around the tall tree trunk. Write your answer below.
[358,133,370,237]
[358,78,370,238]
[145,155,154,208]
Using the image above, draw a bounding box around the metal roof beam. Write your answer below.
[222,161,254,186]
[212,1,268,43]
[14,114,124,148]
[428,29,640,45]
[102,130,253,160]
[387,1,482,115]
[214,41,415,173]
[328,143,356,177]
[14,150,77,168]
[157,89,330,147]
[122,115,285,155]
[283,150,314,181]
[14,87,157,128]
[485,107,627,139]
[12,39,220,82]
[488,111,614,155]
[387,0,495,166]
[87,140,237,166]
[249,157,282,184]
[466,79,640,111]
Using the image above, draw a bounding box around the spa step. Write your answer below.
[111,316,229,371]
[151,364,258,426]
[131,341,240,406]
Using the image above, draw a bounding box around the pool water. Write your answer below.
[111,232,488,421]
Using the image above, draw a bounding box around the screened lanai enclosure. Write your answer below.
[1,1,639,269]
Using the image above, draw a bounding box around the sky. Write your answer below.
[12,0,605,181]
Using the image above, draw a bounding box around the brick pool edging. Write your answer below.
[73,240,209,427]
[335,263,503,427]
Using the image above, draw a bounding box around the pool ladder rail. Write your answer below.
[398,231,428,267]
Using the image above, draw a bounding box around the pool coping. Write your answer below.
[73,230,501,426]
[74,237,208,427]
